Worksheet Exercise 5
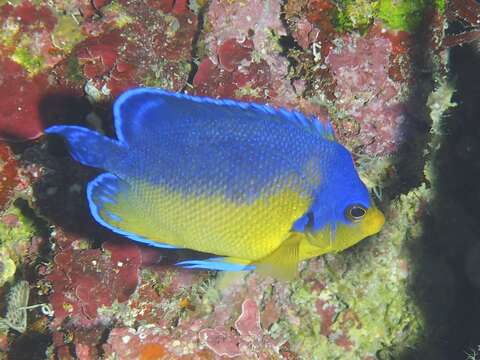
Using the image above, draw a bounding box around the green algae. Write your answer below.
[144,60,191,90]
[0,205,36,287]
[11,46,45,76]
[377,0,445,31]
[377,0,430,32]
[51,15,84,54]
[434,0,446,13]
[335,0,378,33]
[0,0,22,5]
[334,0,445,33]
[234,85,264,99]
[0,254,16,287]
[2,7,83,76]
[0,0,46,5]
[102,2,134,28]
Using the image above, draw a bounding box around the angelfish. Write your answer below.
[46,88,385,279]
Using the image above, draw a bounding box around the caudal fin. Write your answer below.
[45,125,126,170]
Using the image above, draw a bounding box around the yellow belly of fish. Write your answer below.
[101,180,312,261]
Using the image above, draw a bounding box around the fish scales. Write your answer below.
[46,88,385,279]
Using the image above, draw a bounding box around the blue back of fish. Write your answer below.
[108,90,336,201]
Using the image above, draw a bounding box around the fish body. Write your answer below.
[46,88,384,279]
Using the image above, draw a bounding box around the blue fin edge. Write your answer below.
[87,173,177,249]
[175,258,256,272]
[45,125,68,134]
[113,87,335,142]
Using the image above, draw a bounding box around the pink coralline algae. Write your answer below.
[205,0,285,52]
[47,238,141,328]
[326,26,411,155]
[315,299,353,350]
[74,1,197,99]
[287,0,337,54]
[315,299,337,336]
[101,295,283,359]
[200,298,282,358]
[0,52,90,141]
[234,298,262,337]
[193,38,276,102]
[103,327,201,360]
[101,289,215,359]
[77,32,122,80]
[97,269,286,358]
[0,57,47,140]
[199,327,243,358]
[193,0,298,106]
[71,327,105,360]
[72,30,137,98]
[155,0,190,15]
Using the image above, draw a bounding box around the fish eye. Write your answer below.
[346,205,367,222]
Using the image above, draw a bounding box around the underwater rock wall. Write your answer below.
[0,0,475,359]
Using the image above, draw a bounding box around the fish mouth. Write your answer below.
[364,206,385,236]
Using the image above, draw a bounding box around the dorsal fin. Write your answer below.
[112,88,335,144]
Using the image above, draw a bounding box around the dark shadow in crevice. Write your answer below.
[185,1,209,89]
[8,331,51,360]
[397,24,480,360]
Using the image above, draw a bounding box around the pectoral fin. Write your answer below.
[177,234,302,282]
[254,233,302,281]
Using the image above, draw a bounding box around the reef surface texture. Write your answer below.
[0,0,474,359]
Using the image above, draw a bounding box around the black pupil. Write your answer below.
[350,206,366,219]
